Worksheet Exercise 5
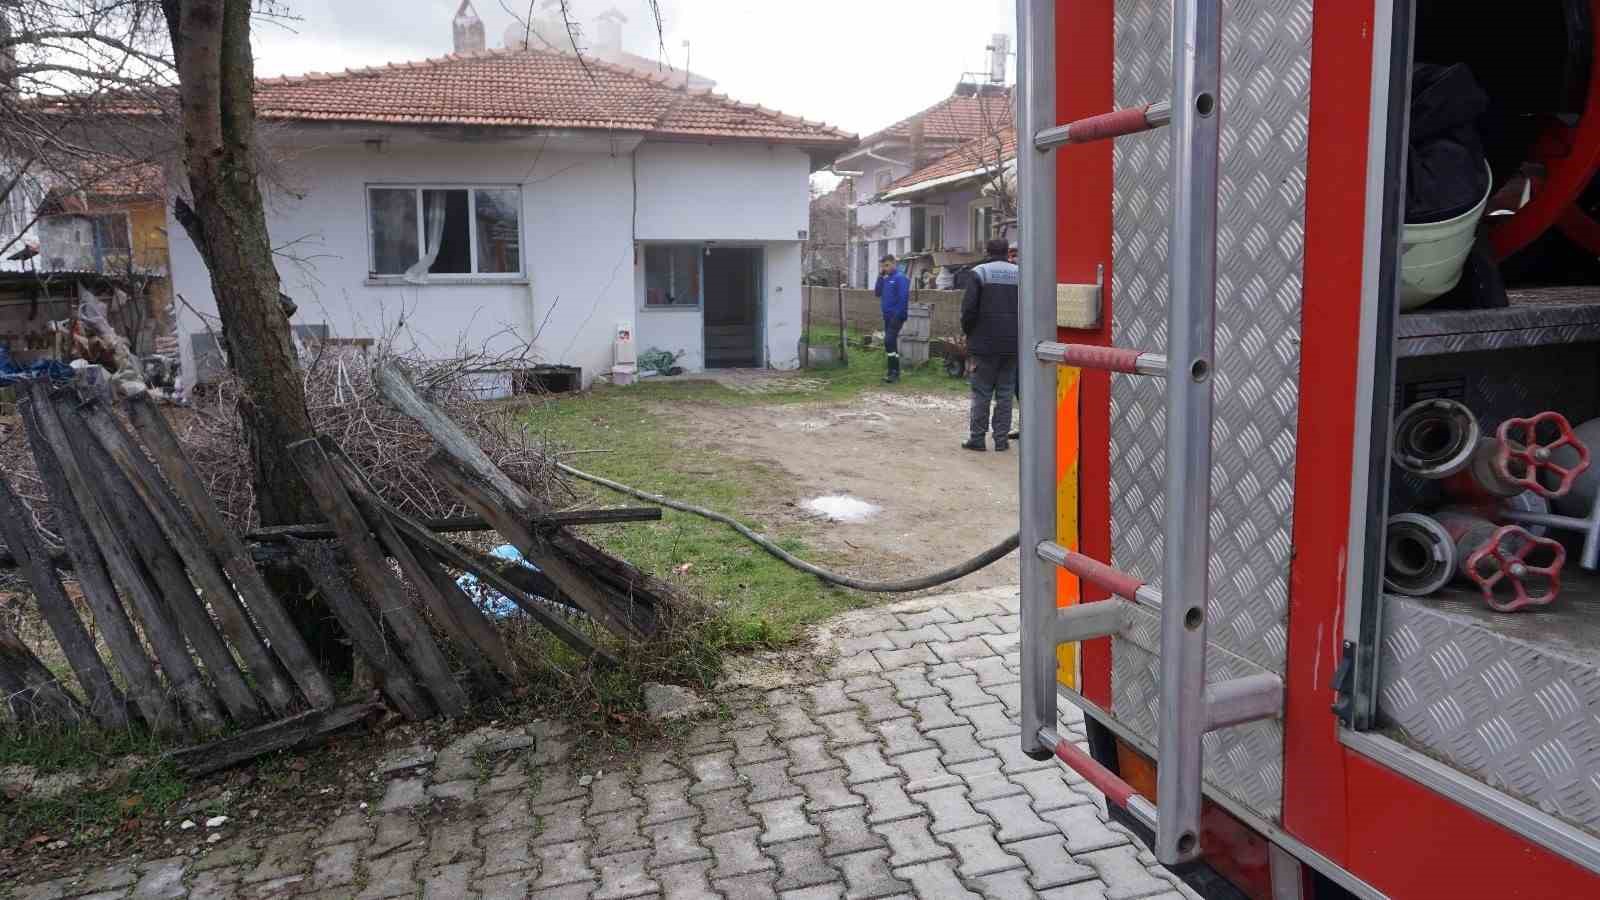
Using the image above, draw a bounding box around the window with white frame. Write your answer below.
[644,244,701,307]
[971,204,996,248]
[876,170,893,192]
[927,213,944,251]
[367,186,522,278]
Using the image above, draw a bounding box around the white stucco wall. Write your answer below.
[169,132,810,387]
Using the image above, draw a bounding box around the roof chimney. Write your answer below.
[595,8,627,60]
[0,11,16,99]
[909,115,928,171]
[453,0,486,54]
[987,33,1010,83]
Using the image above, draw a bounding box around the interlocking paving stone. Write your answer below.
[641,777,698,825]
[656,860,716,898]
[798,767,865,813]
[534,840,598,889]
[771,836,842,890]
[855,777,920,824]
[875,715,936,757]
[896,748,962,794]
[884,624,951,649]
[894,859,982,898]
[819,710,877,747]
[743,756,806,802]
[647,818,713,867]
[421,861,474,900]
[897,607,957,628]
[307,843,360,890]
[808,681,854,715]
[687,749,741,794]
[978,794,1058,844]
[356,849,422,899]
[912,695,965,731]
[873,645,940,669]
[534,798,590,845]
[11,587,1184,900]
[1012,768,1095,812]
[874,816,950,867]
[926,724,992,765]
[707,826,777,879]
[755,795,823,844]
[788,733,843,776]
[885,667,943,702]
[696,786,761,834]
[1041,806,1132,855]
[915,784,989,834]
[816,805,889,858]
[840,743,898,784]
[1079,845,1173,900]
[593,848,659,899]
[1008,835,1099,889]
[951,757,1027,803]
[831,653,883,678]
[130,857,186,900]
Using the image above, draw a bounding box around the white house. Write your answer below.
[164,18,851,388]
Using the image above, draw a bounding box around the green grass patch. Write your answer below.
[0,725,188,847]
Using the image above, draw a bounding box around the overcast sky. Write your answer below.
[251,0,1018,139]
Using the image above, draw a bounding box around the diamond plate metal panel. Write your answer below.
[1113,606,1286,818]
[1378,589,1600,838]
[1108,0,1311,824]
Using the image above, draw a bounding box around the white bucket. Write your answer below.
[1399,164,1492,310]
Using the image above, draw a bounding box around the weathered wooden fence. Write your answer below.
[0,365,678,771]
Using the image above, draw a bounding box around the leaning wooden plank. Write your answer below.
[380,513,614,666]
[0,621,90,726]
[243,506,663,543]
[376,364,536,510]
[428,454,651,642]
[16,395,179,734]
[287,438,469,717]
[58,401,265,727]
[291,540,433,721]
[123,393,336,710]
[164,697,385,778]
[325,442,514,684]
[0,462,127,730]
[78,399,297,716]
[23,386,225,732]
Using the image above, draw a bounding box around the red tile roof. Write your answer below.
[854,86,1013,150]
[883,126,1016,197]
[253,48,853,146]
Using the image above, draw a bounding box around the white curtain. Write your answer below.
[404,191,448,284]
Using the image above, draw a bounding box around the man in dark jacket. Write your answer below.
[874,255,910,383]
[961,238,1020,451]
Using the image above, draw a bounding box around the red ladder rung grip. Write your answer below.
[1065,105,1158,144]
[1061,344,1145,374]
[1059,550,1145,601]
[1054,737,1140,809]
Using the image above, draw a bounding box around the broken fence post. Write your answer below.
[0,620,91,727]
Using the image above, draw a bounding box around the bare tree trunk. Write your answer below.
[161,0,316,528]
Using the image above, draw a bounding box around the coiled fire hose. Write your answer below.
[557,463,1020,593]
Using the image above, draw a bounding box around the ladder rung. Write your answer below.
[1041,727,1158,830]
[1036,542,1162,610]
[1055,598,1128,644]
[1036,342,1168,376]
[1203,673,1284,732]
[1034,100,1173,151]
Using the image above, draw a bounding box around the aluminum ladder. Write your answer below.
[1016,0,1284,867]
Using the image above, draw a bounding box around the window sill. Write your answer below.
[365,277,529,287]
[640,305,703,313]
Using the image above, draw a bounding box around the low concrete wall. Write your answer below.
[802,286,964,339]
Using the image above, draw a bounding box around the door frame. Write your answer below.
[701,244,766,369]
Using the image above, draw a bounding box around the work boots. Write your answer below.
[884,355,901,384]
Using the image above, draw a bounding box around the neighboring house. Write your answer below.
[804,181,851,285]
[148,13,852,387]
[497,2,717,91]
[0,162,44,273]
[836,79,1012,288]
[878,126,1018,283]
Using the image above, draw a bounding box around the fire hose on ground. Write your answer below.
[556,462,1021,593]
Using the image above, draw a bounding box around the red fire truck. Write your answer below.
[1015,1,1600,897]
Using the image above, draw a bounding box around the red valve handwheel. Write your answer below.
[1463,525,1566,612]
[1495,412,1592,498]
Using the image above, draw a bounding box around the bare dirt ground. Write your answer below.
[680,389,1021,592]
